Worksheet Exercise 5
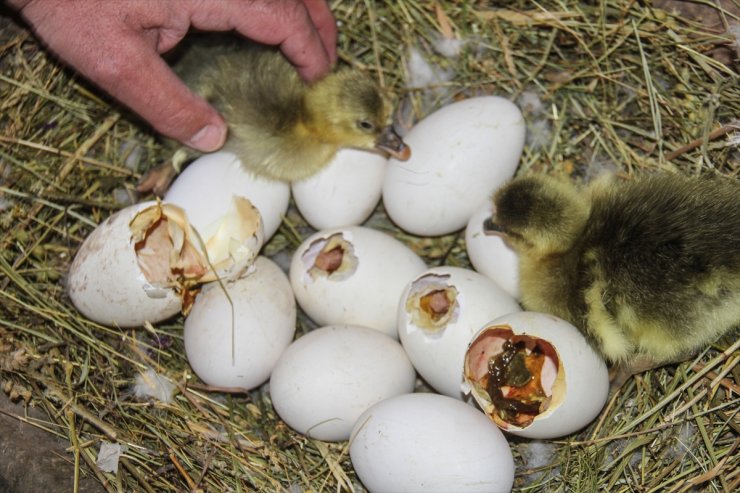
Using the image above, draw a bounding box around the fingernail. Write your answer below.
[186,124,227,152]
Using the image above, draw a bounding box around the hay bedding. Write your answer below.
[0,0,738,491]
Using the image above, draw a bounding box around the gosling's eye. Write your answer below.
[357,120,375,132]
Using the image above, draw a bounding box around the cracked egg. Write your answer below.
[463,311,609,439]
[67,198,264,327]
[289,226,427,338]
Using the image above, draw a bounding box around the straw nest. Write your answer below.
[1,1,738,492]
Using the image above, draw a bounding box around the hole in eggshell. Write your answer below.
[303,233,358,281]
[464,325,563,429]
[405,273,459,335]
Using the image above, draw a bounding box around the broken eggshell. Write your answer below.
[397,266,521,399]
[184,256,296,390]
[164,151,289,240]
[292,148,386,230]
[67,201,182,327]
[289,226,427,338]
[463,311,609,439]
[67,198,264,327]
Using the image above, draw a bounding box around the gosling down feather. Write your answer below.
[484,173,740,386]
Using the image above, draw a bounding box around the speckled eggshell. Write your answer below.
[383,96,525,236]
[184,256,296,390]
[289,226,427,338]
[164,151,290,240]
[466,311,610,439]
[292,148,386,229]
[465,202,521,299]
[269,325,416,441]
[350,393,515,493]
[67,201,182,327]
[398,266,521,399]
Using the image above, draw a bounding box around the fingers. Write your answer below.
[189,0,335,81]
[300,0,338,65]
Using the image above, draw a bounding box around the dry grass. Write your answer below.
[1,1,738,491]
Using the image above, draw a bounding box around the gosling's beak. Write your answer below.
[376,125,411,161]
[483,217,504,235]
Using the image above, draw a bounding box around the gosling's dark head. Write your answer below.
[305,69,409,160]
[485,175,590,256]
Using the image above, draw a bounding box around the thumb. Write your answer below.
[88,37,227,151]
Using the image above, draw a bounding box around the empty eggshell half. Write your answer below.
[465,202,521,299]
[289,226,427,338]
[184,256,296,390]
[292,148,387,230]
[383,96,525,236]
[270,325,416,441]
[463,311,609,439]
[397,266,521,399]
[164,151,290,240]
[350,393,514,493]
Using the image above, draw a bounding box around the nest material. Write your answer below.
[1,1,738,491]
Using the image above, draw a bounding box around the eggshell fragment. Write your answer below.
[270,325,416,441]
[398,266,521,399]
[289,226,427,338]
[465,202,521,299]
[164,151,290,240]
[67,201,182,327]
[184,256,296,390]
[463,311,609,439]
[292,148,386,229]
[383,96,525,236]
[350,393,514,493]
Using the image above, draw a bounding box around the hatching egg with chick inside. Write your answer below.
[292,148,387,230]
[164,151,290,240]
[465,201,521,299]
[350,393,515,493]
[463,311,609,439]
[289,226,427,338]
[383,96,525,236]
[398,266,521,399]
[269,325,416,441]
[184,256,296,390]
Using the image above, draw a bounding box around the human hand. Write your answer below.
[7,0,337,151]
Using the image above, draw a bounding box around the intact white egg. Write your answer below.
[463,311,609,439]
[67,201,182,327]
[292,148,386,229]
[383,96,525,236]
[350,393,514,493]
[184,256,296,390]
[398,266,521,399]
[164,151,290,240]
[270,325,416,441]
[289,226,427,338]
[465,202,521,299]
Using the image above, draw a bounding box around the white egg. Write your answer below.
[463,311,610,439]
[350,393,514,493]
[465,202,521,299]
[67,201,182,327]
[164,151,290,240]
[383,96,525,236]
[184,256,296,390]
[270,325,416,441]
[289,226,427,338]
[292,148,386,229]
[398,266,521,399]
